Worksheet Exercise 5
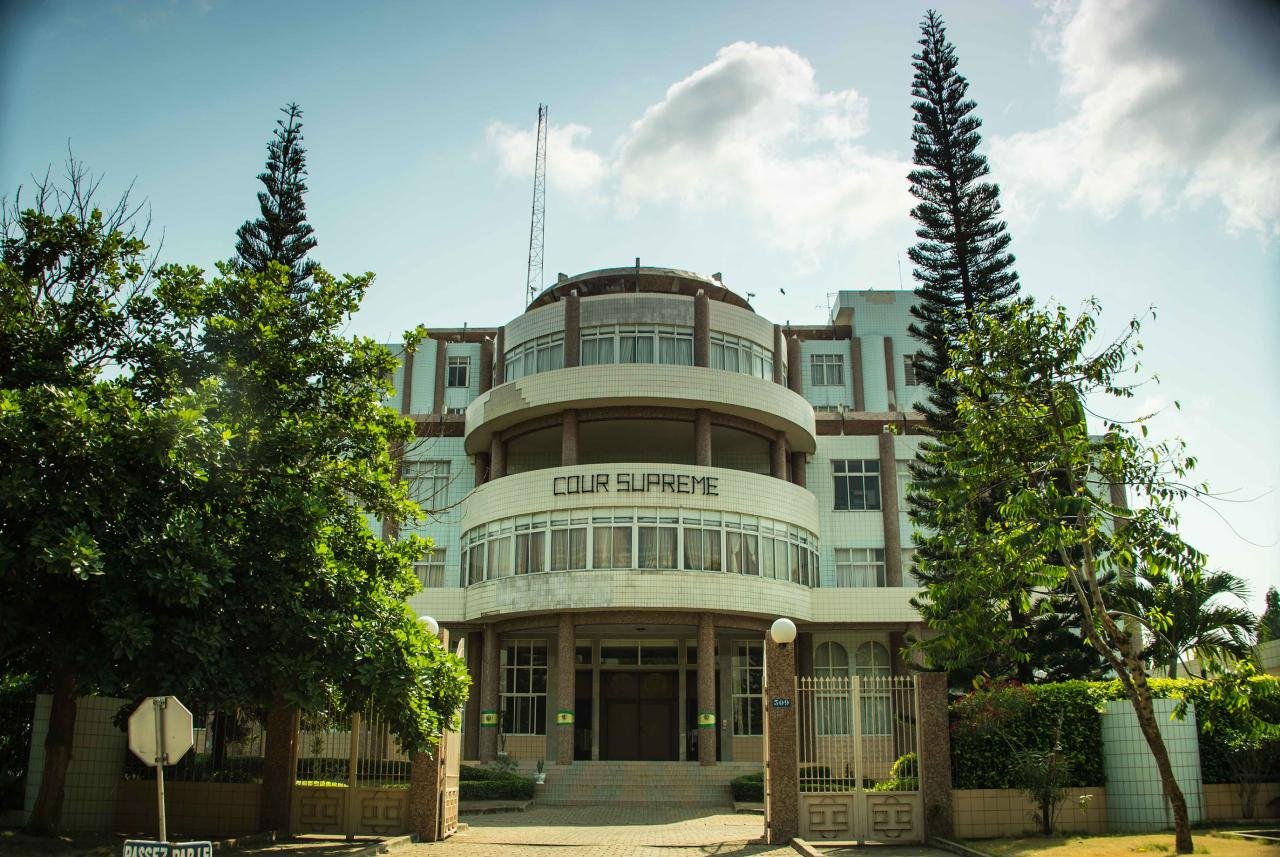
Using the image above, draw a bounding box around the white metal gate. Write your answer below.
[438,636,464,839]
[795,675,923,843]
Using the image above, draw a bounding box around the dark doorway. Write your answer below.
[600,671,678,760]
[574,668,593,761]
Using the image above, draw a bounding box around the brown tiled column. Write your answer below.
[556,613,575,765]
[764,633,799,844]
[563,293,581,368]
[464,631,481,760]
[772,324,785,385]
[694,290,710,367]
[770,431,787,480]
[789,452,806,488]
[433,339,447,414]
[473,452,489,487]
[878,428,903,587]
[479,340,494,394]
[883,337,897,411]
[494,327,505,386]
[918,672,954,839]
[400,348,415,414]
[479,624,500,762]
[561,410,579,466]
[409,629,448,841]
[786,337,802,392]
[695,410,712,466]
[489,434,506,480]
[850,336,865,411]
[261,693,300,833]
[697,613,716,765]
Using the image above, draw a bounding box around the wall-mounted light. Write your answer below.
[770,617,797,649]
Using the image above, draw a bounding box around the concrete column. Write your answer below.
[786,336,802,392]
[695,410,712,466]
[918,672,954,839]
[556,613,575,765]
[694,290,710,368]
[878,428,903,587]
[409,628,448,841]
[494,327,505,386]
[789,451,806,488]
[764,632,799,844]
[563,293,581,368]
[772,325,785,385]
[479,624,500,762]
[463,631,481,760]
[432,339,447,414]
[479,340,494,395]
[770,431,787,480]
[697,613,716,765]
[489,434,506,480]
[474,452,490,487]
[883,336,897,412]
[400,347,415,415]
[261,693,300,833]
[850,337,865,411]
[561,410,579,466]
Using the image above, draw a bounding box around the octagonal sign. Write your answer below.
[128,696,194,767]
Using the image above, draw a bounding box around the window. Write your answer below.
[503,333,564,381]
[514,531,545,574]
[902,548,918,586]
[732,641,764,736]
[810,353,844,386]
[405,460,450,509]
[549,525,588,571]
[834,548,886,587]
[856,642,892,736]
[814,641,851,735]
[833,460,881,511]
[413,549,446,587]
[447,355,470,387]
[903,353,919,387]
[580,329,615,366]
[683,526,722,571]
[592,519,633,569]
[637,517,678,569]
[581,325,693,367]
[725,530,759,575]
[500,640,547,735]
[711,333,773,380]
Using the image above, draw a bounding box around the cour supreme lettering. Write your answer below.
[551,472,718,496]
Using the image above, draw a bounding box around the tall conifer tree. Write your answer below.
[234,103,317,288]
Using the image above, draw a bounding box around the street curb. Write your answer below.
[212,831,278,850]
[347,834,413,857]
[459,800,532,814]
[733,801,765,814]
[790,838,822,856]
[930,836,994,857]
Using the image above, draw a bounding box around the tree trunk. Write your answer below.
[1123,660,1193,853]
[25,671,77,835]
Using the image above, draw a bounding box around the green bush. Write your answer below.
[460,764,513,782]
[459,776,534,801]
[872,752,919,792]
[731,772,763,802]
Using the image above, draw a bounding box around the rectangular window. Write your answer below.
[725,531,759,575]
[834,548,887,587]
[447,356,469,388]
[487,536,512,579]
[833,459,881,511]
[638,526,678,569]
[550,527,587,571]
[810,353,844,386]
[413,549,446,587]
[581,332,615,366]
[404,460,451,509]
[515,531,546,575]
[903,353,918,387]
[592,525,632,569]
[658,329,694,365]
[500,640,548,735]
[732,641,764,736]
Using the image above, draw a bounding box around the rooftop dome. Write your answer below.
[527,266,754,312]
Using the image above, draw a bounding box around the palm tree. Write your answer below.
[1118,568,1257,677]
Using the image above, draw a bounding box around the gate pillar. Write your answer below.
[763,633,799,844]
[917,673,954,838]
[409,748,443,841]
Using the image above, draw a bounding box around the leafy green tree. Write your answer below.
[1259,587,1280,644]
[914,298,1206,851]
[234,103,317,289]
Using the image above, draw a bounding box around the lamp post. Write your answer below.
[419,615,440,637]
[769,617,797,649]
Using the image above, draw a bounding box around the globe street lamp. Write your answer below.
[769,617,797,649]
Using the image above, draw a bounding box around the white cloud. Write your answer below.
[485,42,911,270]
[992,0,1280,236]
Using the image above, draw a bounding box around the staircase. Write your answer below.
[532,761,760,806]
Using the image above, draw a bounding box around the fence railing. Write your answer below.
[796,675,920,793]
[122,703,265,784]
[297,700,411,788]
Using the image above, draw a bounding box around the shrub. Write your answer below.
[872,752,919,792]
[459,776,534,801]
[731,772,763,802]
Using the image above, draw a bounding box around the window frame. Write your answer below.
[832,459,881,511]
[446,355,470,388]
[810,353,844,387]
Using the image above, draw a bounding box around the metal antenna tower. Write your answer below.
[525,104,548,307]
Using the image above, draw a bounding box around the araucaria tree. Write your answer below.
[930,298,1204,852]
[234,103,317,289]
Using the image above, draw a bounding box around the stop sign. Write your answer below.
[128,697,195,767]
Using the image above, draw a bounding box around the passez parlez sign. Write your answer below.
[552,471,719,497]
[124,842,212,857]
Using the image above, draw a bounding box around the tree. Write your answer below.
[234,103,317,289]
[1115,567,1256,677]
[1259,587,1280,644]
[915,297,1211,852]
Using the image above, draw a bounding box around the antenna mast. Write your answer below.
[525,104,548,307]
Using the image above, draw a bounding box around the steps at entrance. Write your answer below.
[532,761,760,806]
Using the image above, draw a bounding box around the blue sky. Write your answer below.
[3,0,1277,611]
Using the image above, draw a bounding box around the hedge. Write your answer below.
[949,677,1280,790]
[459,775,535,801]
[731,772,763,802]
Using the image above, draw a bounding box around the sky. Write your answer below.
[3,0,1277,612]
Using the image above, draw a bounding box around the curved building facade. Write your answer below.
[392,267,928,767]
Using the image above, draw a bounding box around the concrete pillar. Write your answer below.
[883,336,897,412]
[400,347,415,415]
[770,431,787,480]
[561,410,579,466]
[409,628,448,841]
[786,336,802,392]
[772,325,785,385]
[494,327,505,386]
[479,624,500,762]
[918,672,954,839]
[850,336,865,411]
[697,613,716,765]
[489,434,506,480]
[563,293,581,368]
[878,428,903,587]
[464,631,481,760]
[261,693,300,834]
[556,613,575,765]
[433,338,447,414]
[694,290,710,368]
[790,451,806,488]
[474,452,490,487]
[479,340,494,395]
[764,632,799,844]
[695,410,712,466]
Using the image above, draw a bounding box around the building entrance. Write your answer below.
[599,671,678,760]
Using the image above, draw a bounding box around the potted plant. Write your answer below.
[533,759,546,785]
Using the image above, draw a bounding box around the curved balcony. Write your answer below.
[464,364,817,456]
